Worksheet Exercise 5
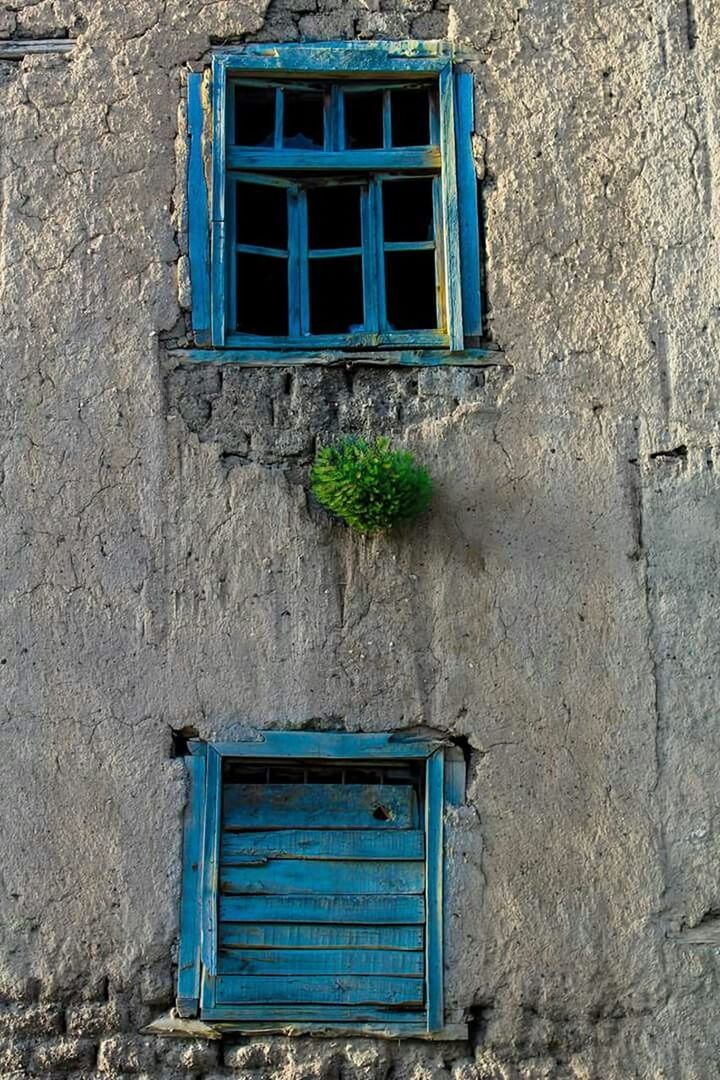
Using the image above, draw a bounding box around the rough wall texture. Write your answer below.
[1,0,719,1076]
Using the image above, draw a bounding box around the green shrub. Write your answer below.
[310,436,432,535]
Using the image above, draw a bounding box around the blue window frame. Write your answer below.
[176,731,465,1037]
[186,42,487,366]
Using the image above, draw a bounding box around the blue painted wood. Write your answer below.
[385,240,436,252]
[220,893,425,924]
[211,56,228,346]
[187,73,211,336]
[225,329,448,349]
[382,88,392,148]
[218,51,449,76]
[168,346,504,366]
[202,1004,426,1024]
[215,974,424,1006]
[360,183,378,333]
[222,827,425,861]
[425,750,444,1031]
[210,731,443,759]
[308,246,363,259]
[438,62,463,351]
[200,746,222,1005]
[236,243,288,258]
[431,173,447,330]
[176,748,206,1016]
[443,747,465,807]
[454,71,482,336]
[227,147,440,171]
[220,923,424,951]
[274,86,283,149]
[371,177,387,331]
[287,186,302,337]
[220,858,425,895]
[223,783,419,830]
[224,40,451,60]
[218,948,424,976]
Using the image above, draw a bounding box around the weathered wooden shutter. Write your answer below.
[213,761,427,1025]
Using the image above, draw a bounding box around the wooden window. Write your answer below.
[186,42,488,366]
[176,731,465,1037]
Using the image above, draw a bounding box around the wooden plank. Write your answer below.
[444,746,465,807]
[221,40,451,61]
[218,51,449,76]
[203,1004,425,1024]
[220,923,423,951]
[176,750,206,1016]
[212,733,443,759]
[187,73,211,336]
[210,56,228,346]
[223,783,418,830]
[227,147,441,171]
[215,974,424,1006]
[200,749,222,985]
[223,328,447,349]
[222,828,424,861]
[425,750,444,1030]
[454,71,483,336]
[220,858,425,896]
[220,893,425,924]
[438,62,464,350]
[209,1020,468,1040]
[218,948,424,976]
[0,39,75,58]
[166,347,507,367]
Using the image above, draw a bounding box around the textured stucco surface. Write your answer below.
[1,0,720,1076]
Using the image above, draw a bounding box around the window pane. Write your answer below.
[385,250,437,330]
[344,90,383,149]
[236,253,288,335]
[383,178,434,242]
[310,256,363,334]
[307,185,362,249]
[234,85,276,147]
[283,88,324,149]
[236,182,288,250]
[391,87,430,146]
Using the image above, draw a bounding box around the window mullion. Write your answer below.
[274,87,284,149]
[438,63,463,350]
[382,89,392,148]
[370,177,386,332]
[329,84,343,150]
[361,183,379,333]
[288,186,309,336]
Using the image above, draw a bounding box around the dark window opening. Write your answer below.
[344,89,384,149]
[307,184,362,249]
[236,182,288,250]
[309,255,364,334]
[283,87,325,149]
[236,253,289,335]
[383,178,435,243]
[385,249,437,330]
[234,85,276,147]
[391,87,431,146]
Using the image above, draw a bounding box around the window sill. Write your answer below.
[143,1011,469,1042]
[165,346,507,368]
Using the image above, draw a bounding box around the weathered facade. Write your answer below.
[1,0,719,1075]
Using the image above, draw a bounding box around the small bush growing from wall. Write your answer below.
[311,436,432,535]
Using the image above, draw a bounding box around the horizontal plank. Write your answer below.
[0,39,75,59]
[202,1004,425,1025]
[215,974,424,1006]
[209,734,441,758]
[222,828,424,861]
[207,1020,468,1041]
[220,859,424,896]
[223,783,418,830]
[166,347,506,367]
[220,923,424,950]
[228,148,440,170]
[218,948,423,976]
[222,40,451,59]
[220,893,425,924]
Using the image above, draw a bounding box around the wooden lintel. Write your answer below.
[164,347,508,369]
[0,39,75,59]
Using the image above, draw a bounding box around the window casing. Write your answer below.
[186,42,485,364]
[176,731,465,1037]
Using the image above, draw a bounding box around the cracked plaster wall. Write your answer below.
[1,0,719,1076]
